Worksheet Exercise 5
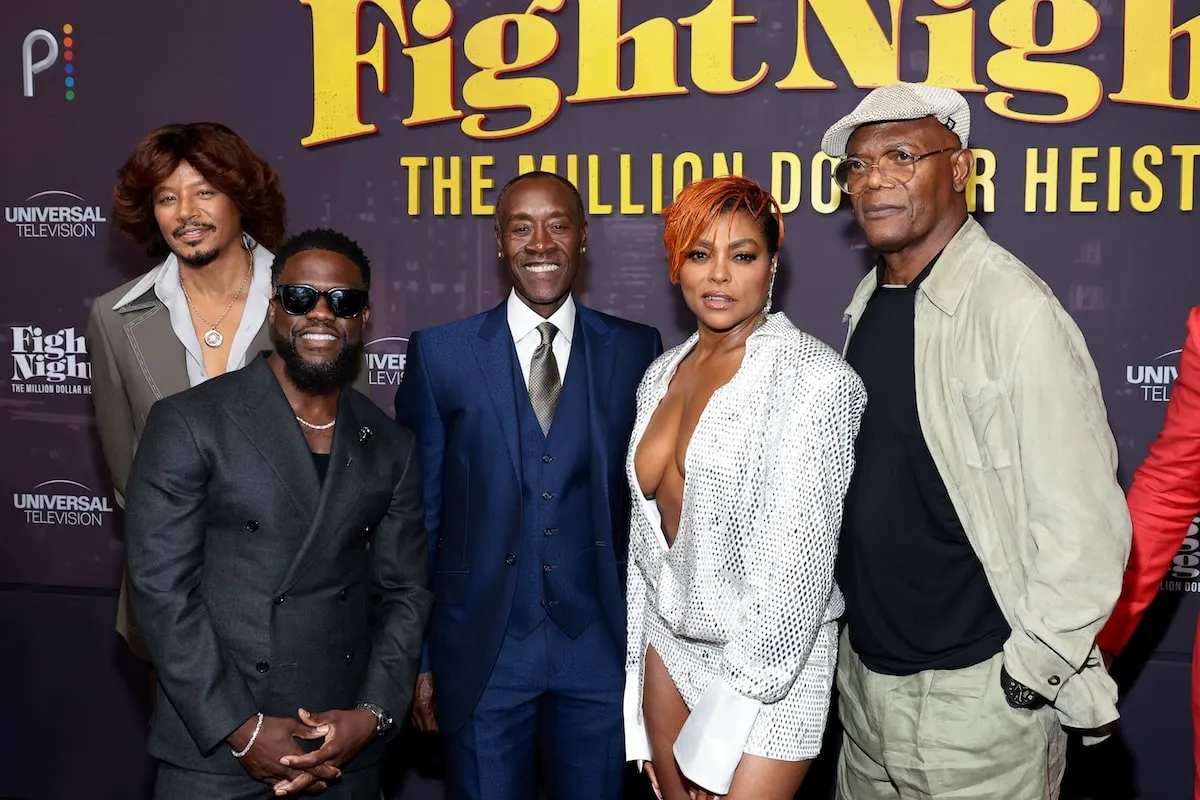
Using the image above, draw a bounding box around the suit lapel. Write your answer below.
[472,303,521,482]
[120,299,190,401]
[579,306,616,540]
[121,293,272,402]
[276,393,368,593]
[246,323,272,360]
[225,357,322,525]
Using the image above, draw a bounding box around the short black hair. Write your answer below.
[270,228,371,288]
[494,170,586,227]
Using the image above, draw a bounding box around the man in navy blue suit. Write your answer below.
[395,171,663,800]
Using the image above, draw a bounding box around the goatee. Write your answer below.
[273,328,362,396]
[178,247,220,267]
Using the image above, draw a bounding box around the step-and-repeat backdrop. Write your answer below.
[3,0,1198,652]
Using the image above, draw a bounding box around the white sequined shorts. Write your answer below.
[643,611,838,762]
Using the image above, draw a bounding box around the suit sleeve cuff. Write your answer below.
[672,677,760,795]
[624,669,651,766]
[419,643,431,674]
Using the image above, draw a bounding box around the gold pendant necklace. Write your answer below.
[180,242,254,348]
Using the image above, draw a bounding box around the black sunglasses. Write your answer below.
[275,284,369,318]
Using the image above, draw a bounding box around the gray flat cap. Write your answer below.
[820,82,971,158]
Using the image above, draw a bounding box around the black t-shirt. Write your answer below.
[838,259,1010,675]
[312,452,331,485]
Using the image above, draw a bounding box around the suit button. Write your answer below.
[543,528,553,536]
[1048,675,1061,686]
[245,520,259,532]
[256,661,270,673]
[542,492,553,500]
[338,588,348,601]
[344,652,354,664]
[273,595,285,606]
[542,455,554,463]
[543,564,553,573]
[504,553,516,565]
[364,525,372,533]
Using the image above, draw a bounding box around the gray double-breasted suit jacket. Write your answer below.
[122,354,431,774]
[86,259,369,658]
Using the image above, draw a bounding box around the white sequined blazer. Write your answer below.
[623,312,867,787]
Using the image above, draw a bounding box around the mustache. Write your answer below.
[294,322,340,338]
[173,222,216,237]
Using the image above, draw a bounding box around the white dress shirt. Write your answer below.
[113,237,273,388]
[506,288,575,388]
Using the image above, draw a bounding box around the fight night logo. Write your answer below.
[298,0,1199,146]
[10,325,92,395]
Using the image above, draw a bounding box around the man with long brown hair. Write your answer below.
[87,121,288,677]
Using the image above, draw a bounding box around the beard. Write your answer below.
[171,223,223,267]
[272,327,363,395]
[177,246,220,267]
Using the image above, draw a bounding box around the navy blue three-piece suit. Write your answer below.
[395,297,662,800]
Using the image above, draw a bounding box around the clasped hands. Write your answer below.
[226,707,378,796]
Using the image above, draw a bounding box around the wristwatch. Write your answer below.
[1000,666,1046,709]
[355,702,394,736]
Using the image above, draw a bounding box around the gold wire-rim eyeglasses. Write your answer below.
[834,147,959,195]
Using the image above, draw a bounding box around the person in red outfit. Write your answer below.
[1099,306,1200,799]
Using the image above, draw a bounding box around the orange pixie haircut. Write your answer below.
[661,176,785,284]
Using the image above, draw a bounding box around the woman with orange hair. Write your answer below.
[623,176,867,799]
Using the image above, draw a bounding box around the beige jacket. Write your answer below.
[842,216,1131,737]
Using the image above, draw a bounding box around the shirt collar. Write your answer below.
[112,234,270,310]
[506,289,576,344]
[874,250,943,291]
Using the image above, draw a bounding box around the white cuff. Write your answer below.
[624,668,652,764]
[673,677,761,795]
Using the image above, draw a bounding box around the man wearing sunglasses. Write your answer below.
[824,83,1130,798]
[123,228,431,798]
[395,171,663,800]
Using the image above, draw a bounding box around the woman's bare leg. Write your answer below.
[725,753,811,800]
[642,645,694,800]
[643,645,814,799]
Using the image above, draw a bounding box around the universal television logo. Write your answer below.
[22,23,78,100]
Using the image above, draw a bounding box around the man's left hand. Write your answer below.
[273,707,377,795]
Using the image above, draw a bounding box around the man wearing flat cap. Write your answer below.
[825,82,1131,798]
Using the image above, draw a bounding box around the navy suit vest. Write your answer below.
[507,337,601,640]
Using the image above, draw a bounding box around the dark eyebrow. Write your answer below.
[691,238,760,249]
[154,177,209,194]
[506,211,571,222]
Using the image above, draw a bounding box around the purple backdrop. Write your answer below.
[2,1,1199,797]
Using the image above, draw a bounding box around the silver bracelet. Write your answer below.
[230,712,264,758]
